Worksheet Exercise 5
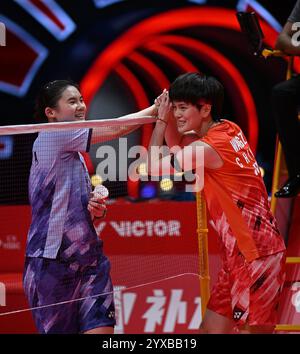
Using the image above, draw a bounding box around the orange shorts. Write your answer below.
[207,250,286,327]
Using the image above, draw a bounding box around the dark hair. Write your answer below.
[34,79,80,121]
[169,72,224,121]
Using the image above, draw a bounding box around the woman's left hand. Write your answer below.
[157,90,172,124]
[88,192,107,219]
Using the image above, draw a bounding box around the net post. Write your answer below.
[196,191,210,319]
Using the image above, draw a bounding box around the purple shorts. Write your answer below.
[23,254,115,333]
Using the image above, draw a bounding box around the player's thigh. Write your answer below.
[246,251,286,328]
[202,267,235,333]
[200,309,235,334]
[238,324,275,334]
[23,257,79,333]
[84,326,114,334]
[79,254,116,333]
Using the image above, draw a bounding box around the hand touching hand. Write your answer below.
[155,89,172,125]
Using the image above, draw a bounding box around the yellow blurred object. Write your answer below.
[259,166,265,177]
[286,257,300,264]
[160,178,173,192]
[138,163,148,177]
[262,49,284,57]
[275,324,300,332]
[91,174,103,187]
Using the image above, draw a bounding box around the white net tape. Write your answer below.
[0,115,155,135]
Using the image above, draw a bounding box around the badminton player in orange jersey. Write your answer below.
[147,73,286,334]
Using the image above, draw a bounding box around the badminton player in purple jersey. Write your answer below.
[23,80,158,334]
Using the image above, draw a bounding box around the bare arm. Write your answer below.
[91,104,157,144]
[275,21,300,55]
[147,93,223,177]
[153,89,184,148]
[148,136,223,176]
[164,113,182,147]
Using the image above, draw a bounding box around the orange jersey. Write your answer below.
[201,119,286,262]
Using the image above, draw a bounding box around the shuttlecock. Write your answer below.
[94,184,109,199]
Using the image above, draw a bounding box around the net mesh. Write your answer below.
[0,118,201,334]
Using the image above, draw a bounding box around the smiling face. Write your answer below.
[45,85,86,122]
[172,100,212,134]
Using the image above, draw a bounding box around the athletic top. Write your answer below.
[26,129,102,260]
[201,119,286,262]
